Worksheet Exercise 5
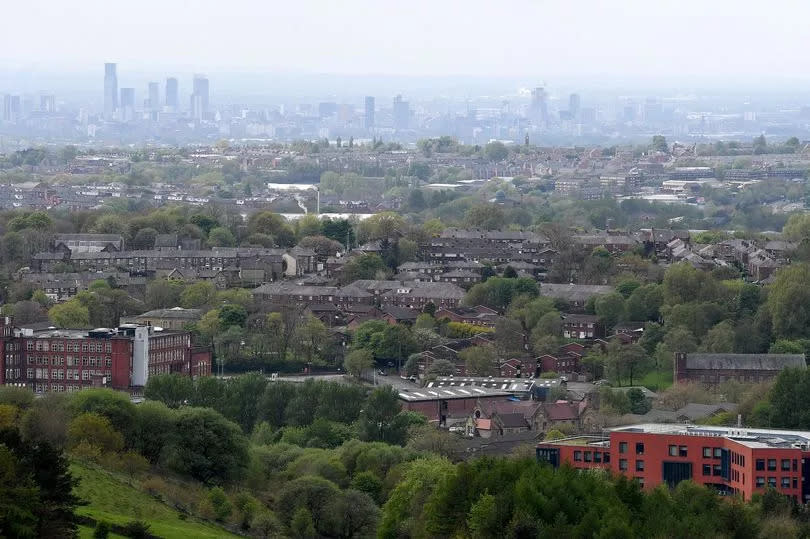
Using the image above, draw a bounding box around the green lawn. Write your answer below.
[638,369,673,392]
[71,462,238,539]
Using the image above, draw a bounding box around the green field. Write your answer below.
[638,368,673,391]
[71,462,238,539]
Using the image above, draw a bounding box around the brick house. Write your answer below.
[674,353,806,386]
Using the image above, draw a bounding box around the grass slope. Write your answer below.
[71,462,238,539]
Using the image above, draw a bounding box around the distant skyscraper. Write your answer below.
[2,95,21,122]
[104,63,118,121]
[190,74,209,120]
[120,87,135,122]
[530,87,548,128]
[569,93,581,118]
[40,95,56,113]
[364,96,375,129]
[393,94,409,130]
[165,77,178,111]
[148,82,160,112]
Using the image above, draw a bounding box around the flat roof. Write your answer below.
[397,387,513,402]
[611,423,810,449]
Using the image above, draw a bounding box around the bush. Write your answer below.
[206,486,233,522]
[121,520,151,539]
[141,476,168,499]
[93,521,110,539]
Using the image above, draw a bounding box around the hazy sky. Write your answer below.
[3,0,810,82]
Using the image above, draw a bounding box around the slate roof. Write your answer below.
[684,353,806,371]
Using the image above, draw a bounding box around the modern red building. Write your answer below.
[537,423,810,502]
[1,318,211,394]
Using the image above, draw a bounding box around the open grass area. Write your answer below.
[71,462,238,539]
[638,369,673,392]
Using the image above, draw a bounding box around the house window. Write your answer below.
[619,442,627,454]
[668,445,678,457]
[636,460,645,472]
[782,477,791,489]
[636,443,644,455]
[713,448,722,458]
[619,459,628,471]
[574,451,582,462]
[756,477,765,488]
[713,464,722,476]
[594,452,602,463]
[584,452,592,463]
[604,453,611,463]
[782,459,791,471]
[679,446,688,457]
[703,447,712,458]
[756,459,765,471]
[703,464,711,476]
[768,477,777,488]
[768,459,777,471]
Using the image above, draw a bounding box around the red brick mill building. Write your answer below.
[537,423,810,502]
[0,316,211,394]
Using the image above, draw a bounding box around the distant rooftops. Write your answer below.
[397,386,514,402]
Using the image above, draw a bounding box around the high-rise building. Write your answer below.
[364,96,375,129]
[569,93,581,118]
[2,95,21,122]
[190,74,209,120]
[530,87,548,128]
[393,94,409,130]
[119,88,135,122]
[165,77,178,111]
[40,95,56,113]
[103,63,118,121]
[148,82,159,112]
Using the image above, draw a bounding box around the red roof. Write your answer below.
[542,402,581,421]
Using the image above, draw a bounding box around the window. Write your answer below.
[713,448,722,458]
[703,464,711,476]
[619,459,628,471]
[756,459,765,471]
[703,447,712,458]
[679,446,688,457]
[713,464,723,476]
[768,459,777,471]
[756,477,765,488]
[574,451,582,462]
[584,452,592,463]
[636,460,645,472]
[782,459,791,471]
[669,445,678,457]
[794,478,798,489]
[768,477,777,488]
[782,478,791,489]
[636,443,644,455]
[619,442,627,454]
[604,453,610,463]
[794,459,798,472]
[594,452,602,463]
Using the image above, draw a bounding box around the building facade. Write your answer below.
[537,423,810,502]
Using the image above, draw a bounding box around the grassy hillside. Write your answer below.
[71,462,238,539]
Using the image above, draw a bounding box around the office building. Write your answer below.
[165,77,178,111]
[530,87,548,128]
[318,102,337,118]
[2,95,21,122]
[103,63,118,120]
[569,93,581,118]
[190,74,209,120]
[393,94,409,130]
[0,317,211,393]
[364,96,375,129]
[148,82,159,112]
[537,423,810,502]
[119,88,135,122]
[40,95,56,113]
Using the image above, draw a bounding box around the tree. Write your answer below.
[341,253,388,283]
[48,300,90,328]
[627,388,651,414]
[164,407,249,484]
[459,345,497,376]
[131,227,158,250]
[144,374,193,408]
[67,413,124,453]
[207,226,236,247]
[701,321,735,353]
[468,493,499,539]
[344,349,374,378]
[594,293,625,331]
[70,389,137,442]
[145,279,184,309]
[289,507,317,539]
[767,264,810,339]
[357,387,421,445]
[205,486,233,522]
[426,358,455,376]
[219,303,247,328]
[484,141,508,162]
[180,281,216,308]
